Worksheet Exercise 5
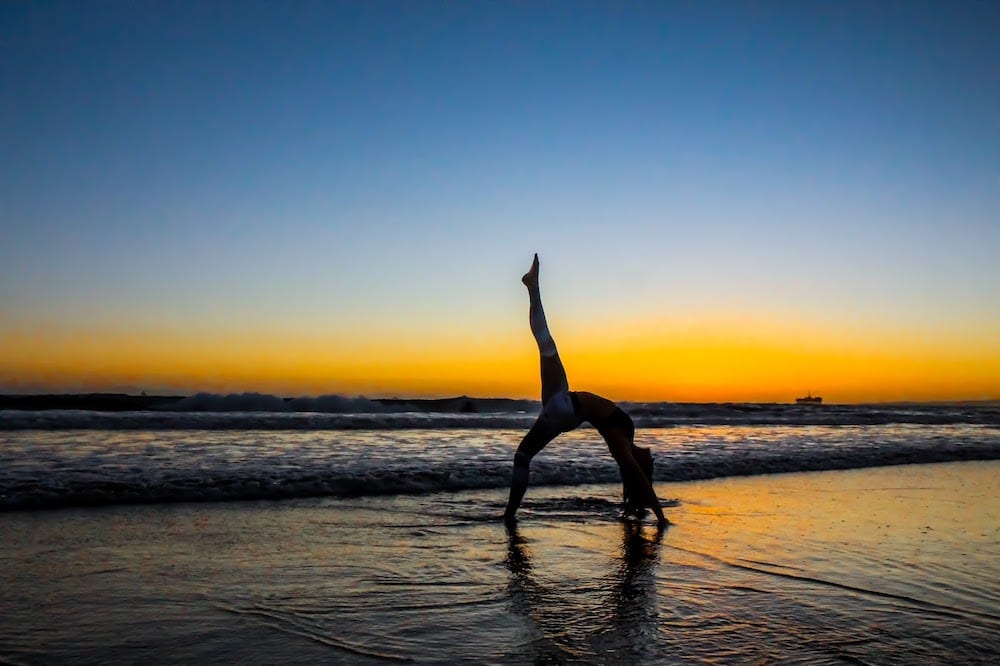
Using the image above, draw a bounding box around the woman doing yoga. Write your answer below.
[503,254,668,527]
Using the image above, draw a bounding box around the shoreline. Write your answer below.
[4,458,1000,514]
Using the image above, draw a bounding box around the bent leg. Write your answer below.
[504,417,560,523]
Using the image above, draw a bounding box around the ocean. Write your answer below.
[2,399,999,663]
[1,397,997,511]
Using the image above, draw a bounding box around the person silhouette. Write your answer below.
[503,254,668,527]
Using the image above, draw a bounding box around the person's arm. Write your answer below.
[621,453,668,525]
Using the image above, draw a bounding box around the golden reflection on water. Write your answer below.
[503,519,665,661]
[3,463,996,663]
[667,462,999,615]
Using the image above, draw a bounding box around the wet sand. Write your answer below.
[2,461,998,663]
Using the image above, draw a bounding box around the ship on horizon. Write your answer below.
[795,393,823,405]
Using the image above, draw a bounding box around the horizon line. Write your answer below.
[1,391,997,407]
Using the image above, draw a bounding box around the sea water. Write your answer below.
[1,403,998,663]
[1,400,998,511]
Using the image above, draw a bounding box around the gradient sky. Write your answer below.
[2,1,998,402]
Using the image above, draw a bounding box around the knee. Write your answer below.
[513,450,532,469]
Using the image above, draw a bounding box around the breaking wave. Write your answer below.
[2,423,997,511]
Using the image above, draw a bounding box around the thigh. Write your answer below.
[515,417,562,460]
[539,353,570,404]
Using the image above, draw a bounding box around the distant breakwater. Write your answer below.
[2,393,998,429]
[0,392,529,414]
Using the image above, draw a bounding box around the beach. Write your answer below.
[6,3,998,663]
[3,460,997,664]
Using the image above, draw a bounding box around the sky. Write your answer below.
[1,1,997,402]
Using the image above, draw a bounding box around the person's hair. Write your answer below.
[623,445,654,518]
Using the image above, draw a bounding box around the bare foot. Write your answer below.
[521,253,539,288]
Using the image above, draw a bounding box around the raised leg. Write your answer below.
[523,254,569,403]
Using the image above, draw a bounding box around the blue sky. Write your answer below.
[1,1,997,398]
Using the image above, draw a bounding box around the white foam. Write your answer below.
[1,424,997,511]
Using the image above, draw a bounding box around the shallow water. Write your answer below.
[2,461,997,664]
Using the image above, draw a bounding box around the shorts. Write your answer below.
[540,390,583,433]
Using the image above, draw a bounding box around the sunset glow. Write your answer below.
[2,2,997,403]
[3,313,996,402]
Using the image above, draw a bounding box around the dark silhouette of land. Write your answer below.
[0,393,186,411]
[0,393,529,413]
[0,393,995,414]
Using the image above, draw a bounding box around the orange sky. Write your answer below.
[3,315,996,403]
